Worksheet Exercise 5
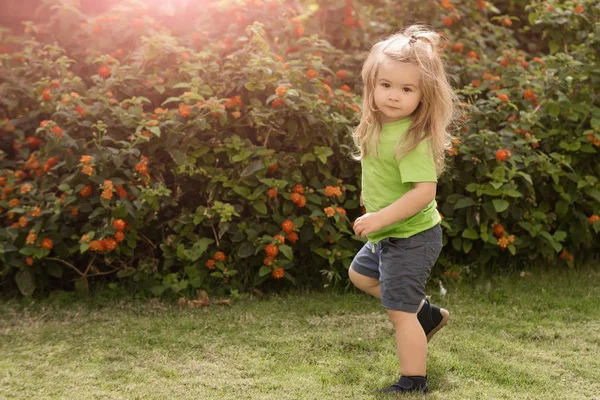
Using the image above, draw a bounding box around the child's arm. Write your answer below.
[353,182,436,238]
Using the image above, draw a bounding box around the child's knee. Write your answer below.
[349,267,378,289]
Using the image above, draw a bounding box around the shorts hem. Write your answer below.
[350,263,379,280]
[382,300,420,313]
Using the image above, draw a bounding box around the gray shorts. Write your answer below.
[350,224,443,313]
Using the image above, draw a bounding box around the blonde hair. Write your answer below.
[352,25,458,176]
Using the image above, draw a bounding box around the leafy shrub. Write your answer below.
[0,0,598,297]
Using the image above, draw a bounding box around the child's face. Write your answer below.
[373,59,423,123]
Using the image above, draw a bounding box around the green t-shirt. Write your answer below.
[361,118,441,243]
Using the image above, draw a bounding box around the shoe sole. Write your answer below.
[426,307,449,342]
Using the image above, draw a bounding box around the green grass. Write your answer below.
[1,268,600,400]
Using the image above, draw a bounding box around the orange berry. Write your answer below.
[493,224,505,238]
[267,188,278,198]
[105,238,117,251]
[589,215,600,224]
[498,93,509,102]
[275,86,287,97]
[281,220,295,233]
[523,88,537,101]
[75,105,86,117]
[205,259,216,270]
[214,251,226,262]
[442,16,453,27]
[178,103,191,118]
[336,69,348,80]
[291,184,304,194]
[324,207,336,217]
[271,267,285,279]
[98,65,111,79]
[451,43,464,53]
[115,231,125,242]
[467,51,479,59]
[574,5,584,14]
[294,24,304,38]
[495,149,509,162]
[265,243,279,257]
[267,162,278,174]
[113,219,126,231]
[51,126,63,138]
[80,185,92,197]
[286,232,299,244]
[306,69,318,79]
[272,98,285,109]
[263,256,275,267]
[274,234,285,244]
[41,88,52,101]
[41,238,53,250]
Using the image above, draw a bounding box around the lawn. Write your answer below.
[1,267,599,400]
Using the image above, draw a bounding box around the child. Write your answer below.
[349,25,457,394]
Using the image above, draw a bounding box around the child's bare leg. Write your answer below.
[387,309,427,376]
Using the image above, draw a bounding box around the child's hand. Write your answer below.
[353,212,383,238]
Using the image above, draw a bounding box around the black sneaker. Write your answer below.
[378,376,428,393]
[417,298,449,342]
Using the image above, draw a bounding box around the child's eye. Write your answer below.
[381,83,391,88]
[403,87,413,92]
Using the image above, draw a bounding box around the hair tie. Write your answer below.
[409,35,418,45]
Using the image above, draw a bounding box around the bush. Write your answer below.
[0,0,598,298]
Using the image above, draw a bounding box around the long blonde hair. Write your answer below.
[352,25,458,176]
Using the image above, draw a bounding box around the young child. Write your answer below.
[349,25,457,394]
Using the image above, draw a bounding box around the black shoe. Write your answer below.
[378,376,428,393]
[417,298,449,342]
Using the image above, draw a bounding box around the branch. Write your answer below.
[46,257,84,277]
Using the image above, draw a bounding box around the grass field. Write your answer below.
[1,267,599,399]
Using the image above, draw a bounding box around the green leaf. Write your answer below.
[259,266,271,277]
[15,270,36,296]
[253,201,267,214]
[462,239,473,254]
[554,231,567,242]
[233,186,251,197]
[241,161,264,177]
[540,231,562,253]
[549,40,559,54]
[116,268,136,278]
[148,126,161,137]
[279,245,293,260]
[454,197,476,210]
[238,242,255,258]
[168,149,187,165]
[314,146,334,164]
[452,236,462,251]
[462,229,479,240]
[301,153,316,164]
[503,189,522,198]
[492,199,510,213]
[555,200,569,217]
[189,238,214,262]
[465,183,479,192]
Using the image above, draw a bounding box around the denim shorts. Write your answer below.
[350,224,443,313]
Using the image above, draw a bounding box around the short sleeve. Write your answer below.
[397,139,437,183]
